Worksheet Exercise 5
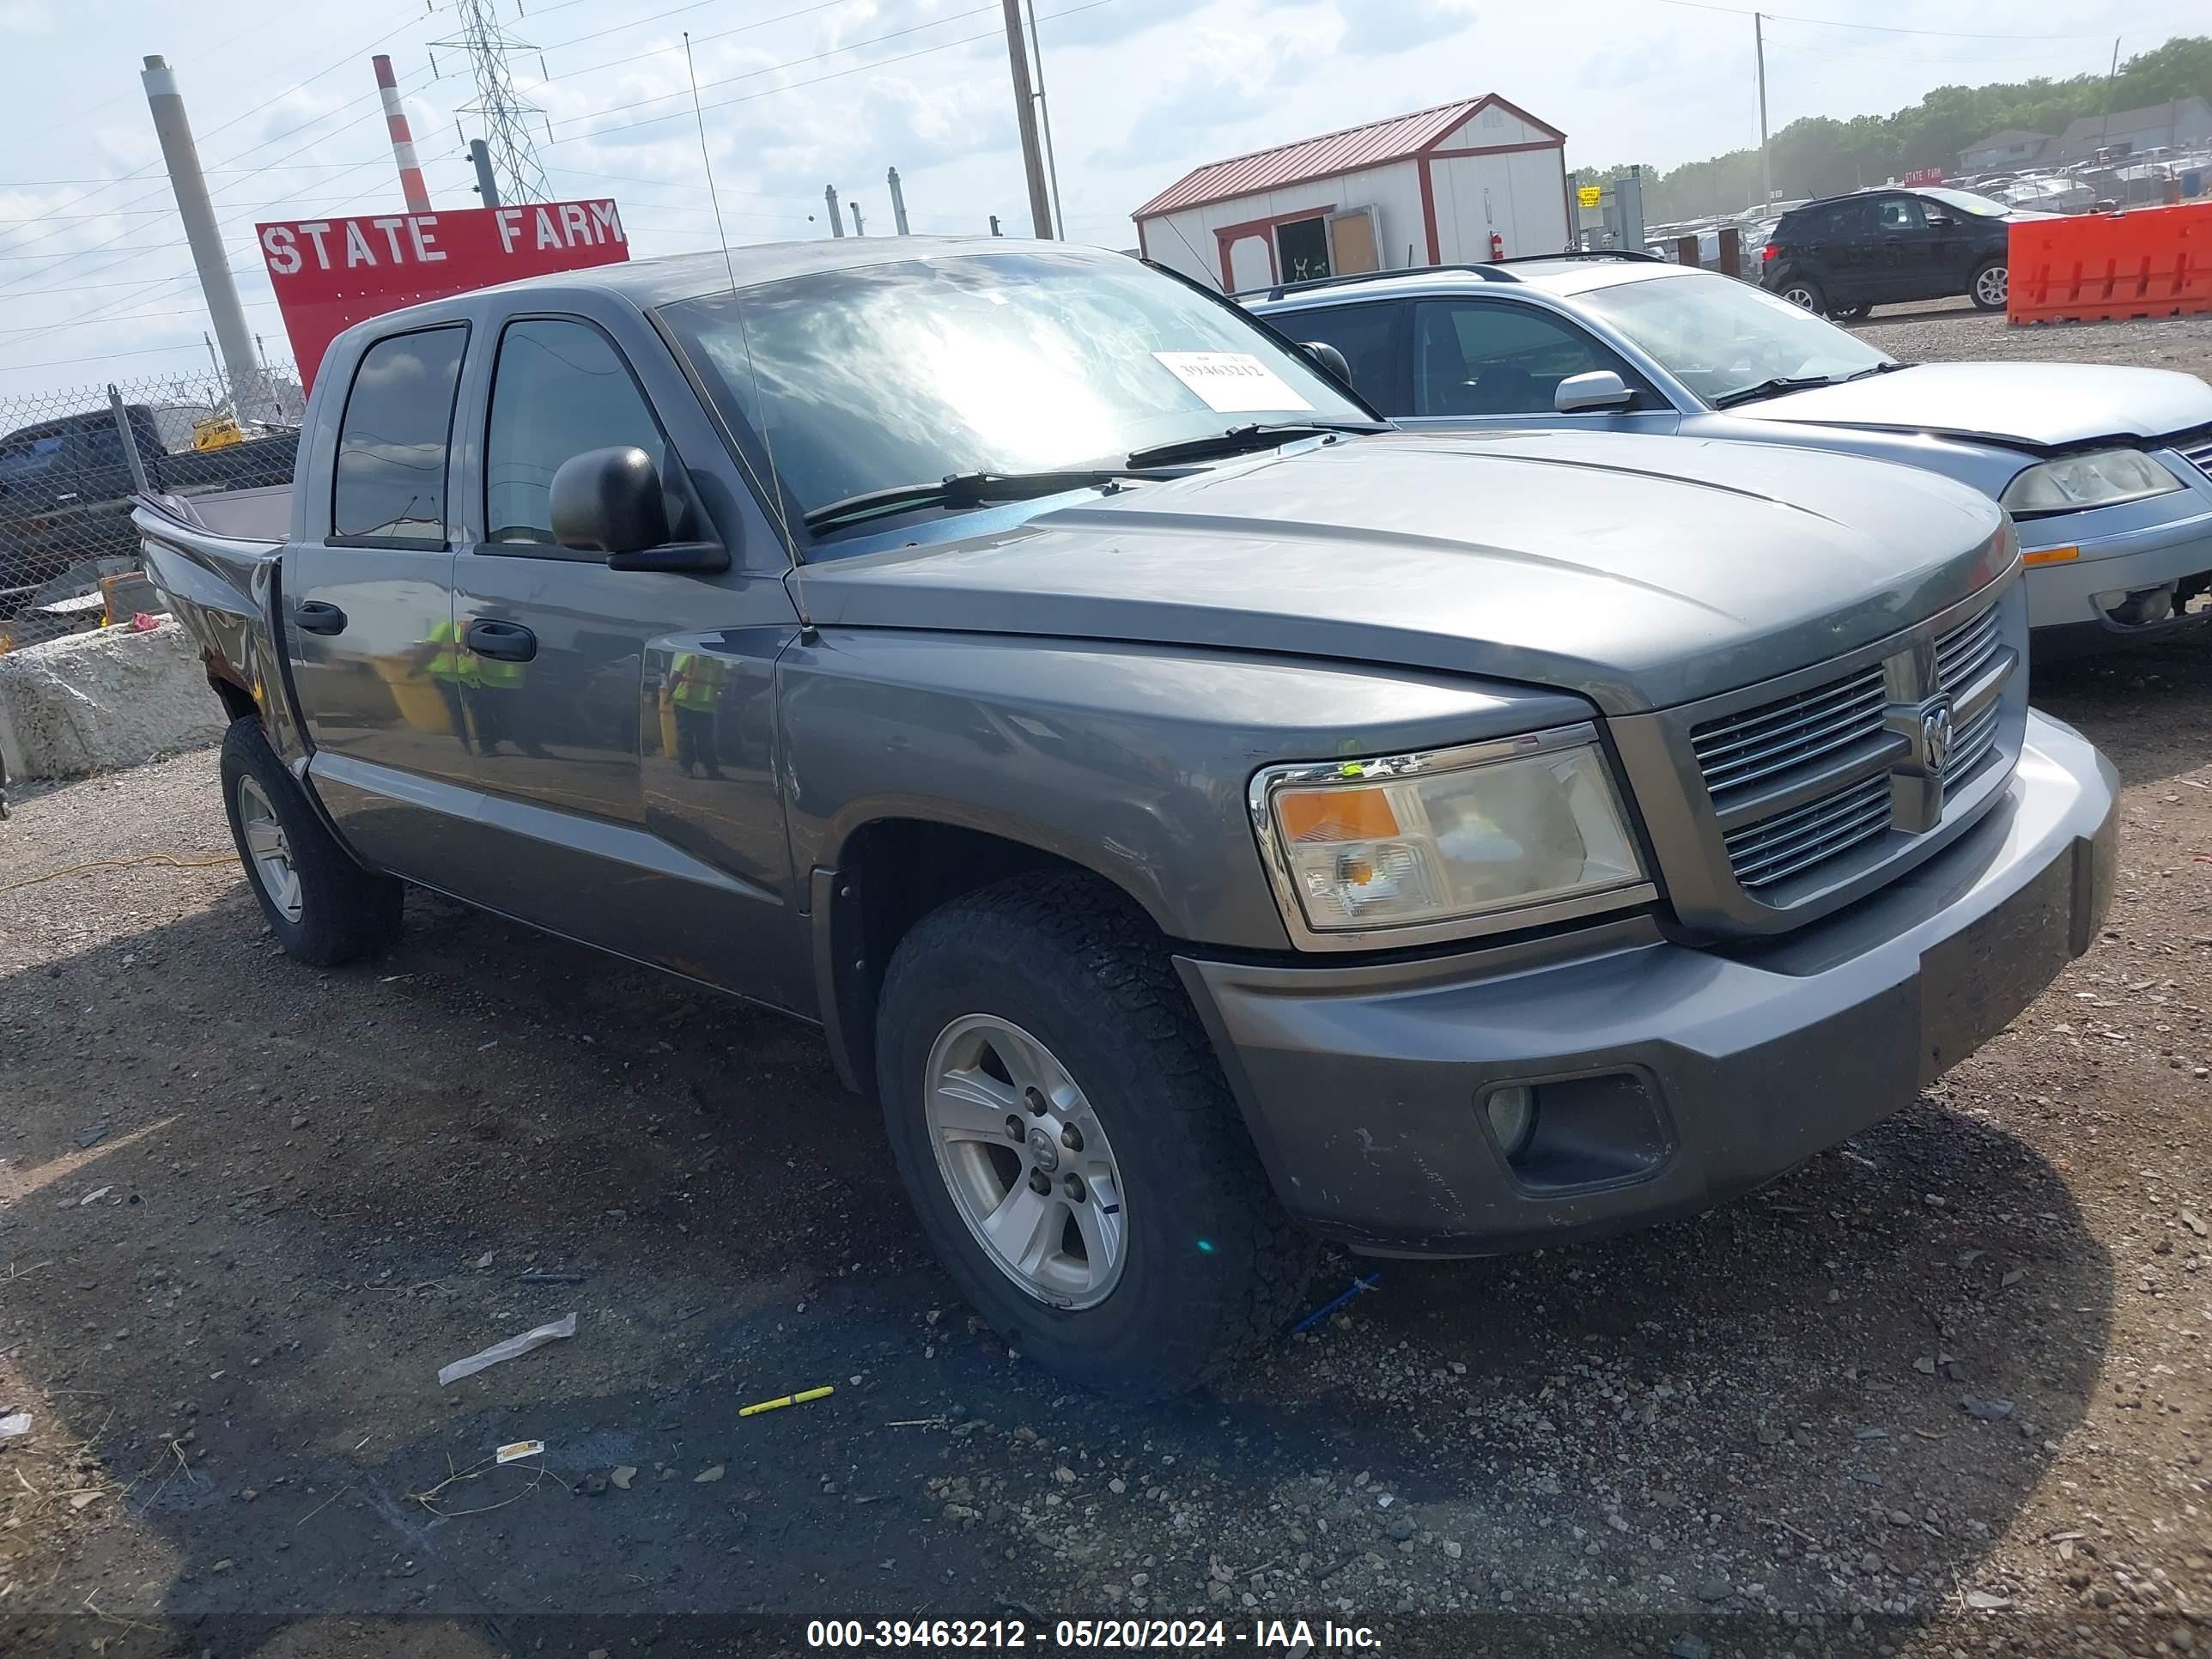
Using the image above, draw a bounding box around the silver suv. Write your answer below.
[1252,255,2212,646]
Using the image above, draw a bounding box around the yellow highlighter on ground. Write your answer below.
[738,1384,835,1418]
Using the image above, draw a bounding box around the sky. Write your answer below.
[0,0,2200,400]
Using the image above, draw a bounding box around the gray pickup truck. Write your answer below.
[137,236,2117,1400]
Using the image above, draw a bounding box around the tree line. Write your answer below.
[1577,33,2212,223]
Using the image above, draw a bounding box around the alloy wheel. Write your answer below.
[923,1013,1127,1310]
[1975,264,2008,307]
[236,775,303,924]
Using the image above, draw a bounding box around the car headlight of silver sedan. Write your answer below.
[1249,725,1652,949]
[2001,447,2184,516]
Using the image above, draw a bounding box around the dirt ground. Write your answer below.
[3,309,2212,1659]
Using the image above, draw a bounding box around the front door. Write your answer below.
[286,323,476,884]
[1399,299,1680,434]
[452,312,805,1012]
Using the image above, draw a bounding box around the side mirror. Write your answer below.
[1301,340,1353,386]
[549,446,728,574]
[551,446,669,553]
[1553,369,1634,414]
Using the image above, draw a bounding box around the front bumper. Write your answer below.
[1177,710,2117,1256]
[2021,498,2212,634]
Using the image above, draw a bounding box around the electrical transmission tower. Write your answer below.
[434,0,551,206]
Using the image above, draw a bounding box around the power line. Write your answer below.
[1643,0,2114,42]
[544,0,1118,149]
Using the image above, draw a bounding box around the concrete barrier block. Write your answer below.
[0,618,226,782]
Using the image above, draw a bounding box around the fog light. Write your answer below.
[1483,1085,1537,1159]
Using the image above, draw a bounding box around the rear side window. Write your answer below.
[1278,303,1401,412]
[483,318,670,547]
[331,325,466,546]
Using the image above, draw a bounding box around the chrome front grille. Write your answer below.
[1690,592,2014,896]
[2185,435,2212,482]
[1936,602,2003,693]
[1690,665,1887,798]
[1945,696,2002,786]
[1724,774,1891,891]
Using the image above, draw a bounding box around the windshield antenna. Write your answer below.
[684,30,809,625]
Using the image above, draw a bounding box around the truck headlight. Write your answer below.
[1250,725,1651,949]
[2001,448,2183,516]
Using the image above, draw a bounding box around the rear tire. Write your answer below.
[1832,304,1872,322]
[1970,258,2008,312]
[1776,276,1826,314]
[219,716,401,967]
[875,873,1318,1401]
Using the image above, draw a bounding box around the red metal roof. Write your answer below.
[1132,95,1557,221]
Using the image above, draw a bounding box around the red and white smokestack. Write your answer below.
[373,54,431,215]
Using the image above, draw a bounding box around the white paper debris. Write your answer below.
[0,1412,30,1438]
[495,1439,545,1464]
[437,1312,577,1387]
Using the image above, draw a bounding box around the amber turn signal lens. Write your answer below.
[1276,786,1401,842]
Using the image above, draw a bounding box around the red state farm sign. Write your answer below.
[256,199,631,391]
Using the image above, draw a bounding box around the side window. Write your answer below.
[1412,301,1644,417]
[1874,196,1925,234]
[331,325,466,545]
[483,318,670,547]
[1279,304,1401,413]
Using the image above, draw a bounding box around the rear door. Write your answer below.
[451,308,805,1010]
[1808,200,1875,305]
[1397,299,1678,434]
[285,323,477,882]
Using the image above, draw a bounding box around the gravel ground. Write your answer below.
[1850,297,2212,380]
[4,318,2212,1658]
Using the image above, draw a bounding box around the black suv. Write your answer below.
[1759,186,2022,319]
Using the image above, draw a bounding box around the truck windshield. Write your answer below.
[1577,271,1893,408]
[657,249,1372,528]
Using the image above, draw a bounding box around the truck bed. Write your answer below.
[132,491,285,708]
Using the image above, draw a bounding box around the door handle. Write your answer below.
[295,600,348,635]
[465,618,537,662]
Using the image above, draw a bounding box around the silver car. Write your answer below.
[1252,255,2212,644]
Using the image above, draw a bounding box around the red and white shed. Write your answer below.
[1131,95,1571,292]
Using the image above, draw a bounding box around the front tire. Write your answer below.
[875,874,1317,1401]
[1971,258,2008,312]
[219,717,401,966]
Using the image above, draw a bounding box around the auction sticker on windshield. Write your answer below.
[1152,351,1313,413]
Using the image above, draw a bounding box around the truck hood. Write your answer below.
[1728,361,2212,451]
[799,431,2010,715]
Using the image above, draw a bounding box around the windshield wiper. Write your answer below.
[1711,375,1840,410]
[1843,362,1906,380]
[802,466,1188,532]
[1124,420,1389,469]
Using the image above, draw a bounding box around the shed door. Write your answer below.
[1328,208,1380,274]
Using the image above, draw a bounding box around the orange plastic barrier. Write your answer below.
[2008,203,2212,325]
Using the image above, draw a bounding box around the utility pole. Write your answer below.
[433,0,550,205]
[467,138,501,207]
[1024,0,1066,239]
[849,200,866,235]
[2096,37,2121,160]
[1754,12,1771,210]
[142,56,268,418]
[999,0,1053,237]
[887,166,910,234]
[824,184,845,237]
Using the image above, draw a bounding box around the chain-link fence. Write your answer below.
[0,363,306,651]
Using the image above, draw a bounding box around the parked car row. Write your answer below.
[1255,252,2212,645]
[140,237,2131,1400]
